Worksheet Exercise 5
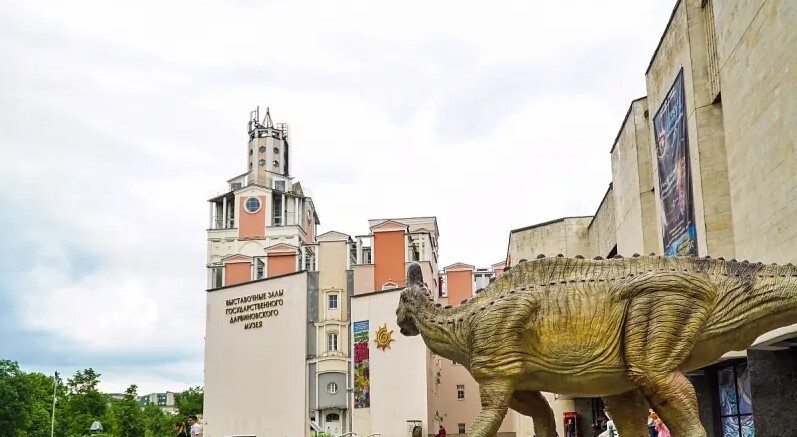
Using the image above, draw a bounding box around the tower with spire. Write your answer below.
[206,107,319,289]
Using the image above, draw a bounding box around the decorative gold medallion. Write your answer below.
[374,323,395,350]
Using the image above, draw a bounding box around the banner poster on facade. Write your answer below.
[653,68,698,256]
[353,320,370,408]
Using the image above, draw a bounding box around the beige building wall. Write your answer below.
[645,0,735,258]
[204,272,308,437]
[610,97,659,256]
[712,0,797,264]
[351,289,429,437]
[317,232,351,315]
[428,357,516,436]
[507,217,593,265]
[587,187,617,258]
[353,264,375,295]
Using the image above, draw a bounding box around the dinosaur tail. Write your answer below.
[700,263,797,349]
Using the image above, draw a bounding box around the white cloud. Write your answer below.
[0,0,677,391]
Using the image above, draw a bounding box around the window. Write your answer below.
[258,159,266,166]
[326,413,340,422]
[244,197,261,213]
[272,194,283,225]
[328,294,338,310]
[381,282,397,290]
[458,423,465,434]
[210,267,223,288]
[274,180,286,192]
[259,146,266,153]
[273,147,280,154]
[255,258,265,280]
[273,160,279,167]
[456,385,465,400]
[327,382,338,394]
[327,333,338,352]
[717,362,754,437]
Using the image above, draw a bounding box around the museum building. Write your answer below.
[505,0,797,436]
[203,108,355,437]
[201,109,514,437]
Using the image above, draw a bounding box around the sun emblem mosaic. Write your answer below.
[374,323,395,350]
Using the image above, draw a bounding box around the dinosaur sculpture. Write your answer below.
[396,255,797,437]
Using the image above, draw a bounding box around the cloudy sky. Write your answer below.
[1,0,676,393]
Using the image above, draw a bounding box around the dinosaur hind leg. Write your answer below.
[602,389,649,437]
[622,282,715,437]
[637,371,705,437]
[509,390,556,437]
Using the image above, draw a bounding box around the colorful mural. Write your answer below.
[353,320,370,408]
[718,363,754,437]
[653,68,699,256]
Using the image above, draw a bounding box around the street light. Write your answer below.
[51,371,59,437]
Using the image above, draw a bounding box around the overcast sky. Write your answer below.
[1,0,676,393]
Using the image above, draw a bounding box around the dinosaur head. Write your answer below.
[396,262,428,337]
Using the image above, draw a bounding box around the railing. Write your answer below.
[210,219,236,230]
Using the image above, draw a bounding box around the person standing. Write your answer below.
[436,424,447,437]
[603,410,617,437]
[565,418,576,437]
[187,414,202,437]
[174,421,188,437]
[654,416,670,437]
[647,410,658,437]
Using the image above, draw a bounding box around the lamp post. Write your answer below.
[51,371,59,437]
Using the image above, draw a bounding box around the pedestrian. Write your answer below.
[436,424,447,437]
[647,410,658,437]
[604,409,617,437]
[174,421,188,437]
[565,418,576,437]
[654,416,670,437]
[187,414,202,437]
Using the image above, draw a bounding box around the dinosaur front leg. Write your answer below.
[469,378,516,437]
[509,390,556,437]
[602,389,649,437]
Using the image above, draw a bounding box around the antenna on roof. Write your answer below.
[263,107,274,128]
[249,106,260,132]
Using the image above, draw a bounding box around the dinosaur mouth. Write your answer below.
[399,326,419,336]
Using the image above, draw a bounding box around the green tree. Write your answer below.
[174,386,203,417]
[0,359,32,436]
[26,371,60,436]
[61,368,108,437]
[108,385,144,437]
[142,402,174,437]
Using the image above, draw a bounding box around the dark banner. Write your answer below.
[653,69,698,256]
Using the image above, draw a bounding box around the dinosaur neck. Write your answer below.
[409,293,472,365]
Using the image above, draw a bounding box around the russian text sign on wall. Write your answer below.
[353,320,370,408]
[225,289,284,330]
[653,69,698,256]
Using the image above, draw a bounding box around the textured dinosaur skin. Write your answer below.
[396,255,797,437]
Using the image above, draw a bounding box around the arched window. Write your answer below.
[327,382,338,394]
[382,282,397,290]
[326,413,340,422]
